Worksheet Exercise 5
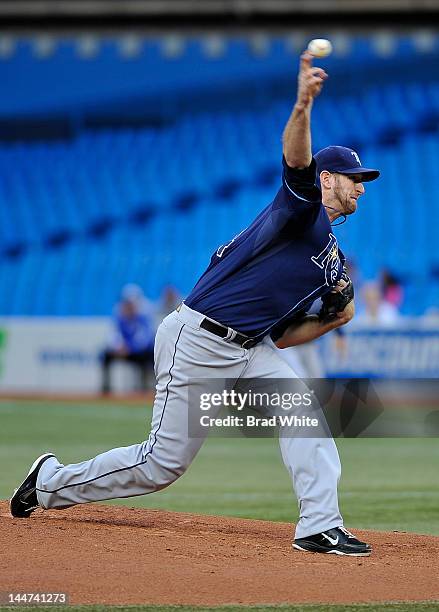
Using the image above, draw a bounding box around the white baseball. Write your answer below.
[307,38,333,58]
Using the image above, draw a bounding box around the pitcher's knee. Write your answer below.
[142,455,189,490]
[158,463,187,488]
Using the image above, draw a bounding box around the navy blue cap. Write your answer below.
[315,146,380,182]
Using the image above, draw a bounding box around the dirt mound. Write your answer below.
[1,501,438,606]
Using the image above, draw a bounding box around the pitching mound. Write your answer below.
[1,501,438,606]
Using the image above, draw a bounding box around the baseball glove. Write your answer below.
[318,272,354,322]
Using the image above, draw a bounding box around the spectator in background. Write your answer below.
[358,282,400,325]
[380,269,404,309]
[101,284,156,394]
[157,284,182,322]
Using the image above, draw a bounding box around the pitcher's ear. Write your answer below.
[320,170,332,189]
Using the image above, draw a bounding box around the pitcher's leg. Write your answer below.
[244,339,343,539]
[36,316,247,510]
[36,424,207,510]
[36,319,194,509]
[279,435,342,539]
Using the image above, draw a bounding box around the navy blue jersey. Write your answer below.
[185,157,345,339]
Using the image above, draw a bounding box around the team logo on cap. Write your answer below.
[351,151,361,165]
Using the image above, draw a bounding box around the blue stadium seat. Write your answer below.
[1,73,439,315]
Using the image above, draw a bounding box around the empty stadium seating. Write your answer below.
[1,38,439,316]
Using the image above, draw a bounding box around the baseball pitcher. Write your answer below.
[11,51,379,556]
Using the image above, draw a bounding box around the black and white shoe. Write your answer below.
[10,453,55,518]
[293,526,371,556]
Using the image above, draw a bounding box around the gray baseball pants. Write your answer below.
[36,304,343,539]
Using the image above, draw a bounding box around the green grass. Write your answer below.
[1,400,439,534]
[1,604,438,611]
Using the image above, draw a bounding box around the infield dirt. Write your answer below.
[1,501,438,606]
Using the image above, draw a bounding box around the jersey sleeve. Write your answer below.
[282,156,322,204]
[272,158,322,233]
[271,157,322,231]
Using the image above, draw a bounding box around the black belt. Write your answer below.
[200,318,258,349]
